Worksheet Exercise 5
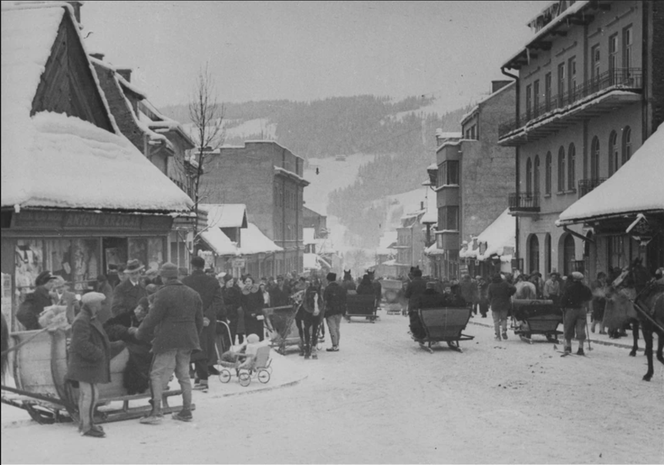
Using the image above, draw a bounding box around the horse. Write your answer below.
[341,270,356,292]
[514,279,538,300]
[616,266,664,381]
[1,312,8,381]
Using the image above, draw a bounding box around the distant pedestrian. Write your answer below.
[543,272,561,308]
[559,271,593,355]
[182,256,223,392]
[404,268,427,312]
[301,277,323,359]
[324,272,346,352]
[590,272,608,334]
[111,259,147,327]
[132,262,203,424]
[66,292,120,438]
[488,274,516,340]
[242,277,265,342]
[477,276,489,318]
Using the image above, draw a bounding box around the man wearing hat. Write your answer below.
[323,272,346,352]
[16,271,59,330]
[66,292,118,438]
[559,271,593,355]
[111,259,147,327]
[132,262,203,424]
[182,256,224,391]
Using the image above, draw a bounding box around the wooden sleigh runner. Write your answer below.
[1,329,192,425]
[415,307,475,353]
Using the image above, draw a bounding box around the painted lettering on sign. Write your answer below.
[64,214,140,229]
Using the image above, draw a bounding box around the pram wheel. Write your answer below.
[258,369,270,384]
[219,369,231,383]
[239,371,251,387]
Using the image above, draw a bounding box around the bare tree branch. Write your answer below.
[188,63,225,246]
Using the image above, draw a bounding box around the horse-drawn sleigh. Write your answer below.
[345,294,378,323]
[1,325,190,425]
[511,299,562,344]
[413,306,474,353]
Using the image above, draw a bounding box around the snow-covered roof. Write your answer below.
[200,227,238,256]
[459,209,515,260]
[557,124,664,225]
[1,4,192,212]
[502,1,590,69]
[274,166,309,185]
[460,82,515,125]
[427,162,438,171]
[435,130,462,139]
[238,223,283,255]
[200,204,248,229]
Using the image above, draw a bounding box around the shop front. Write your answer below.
[1,209,174,330]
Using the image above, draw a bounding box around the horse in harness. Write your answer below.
[612,265,664,381]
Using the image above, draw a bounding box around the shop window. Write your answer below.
[15,239,44,291]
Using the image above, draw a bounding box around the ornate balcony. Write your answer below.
[508,192,540,214]
[577,178,606,198]
[499,68,642,146]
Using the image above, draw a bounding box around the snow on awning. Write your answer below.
[200,228,238,256]
[200,204,248,229]
[239,223,283,255]
[459,209,515,261]
[557,124,664,226]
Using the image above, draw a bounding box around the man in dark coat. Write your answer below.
[487,274,516,341]
[132,262,203,424]
[269,275,291,307]
[356,275,374,296]
[323,272,347,352]
[66,292,120,438]
[16,271,58,330]
[404,268,427,311]
[182,256,224,391]
[111,259,147,327]
[559,271,593,355]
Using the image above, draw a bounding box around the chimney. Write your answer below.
[116,68,132,82]
[491,80,511,93]
[89,52,105,61]
[66,2,82,23]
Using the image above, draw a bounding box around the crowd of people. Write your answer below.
[13,254,659,438]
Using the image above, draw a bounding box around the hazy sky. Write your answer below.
[80,1,549,110]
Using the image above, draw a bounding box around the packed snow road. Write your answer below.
[2,311,663,464]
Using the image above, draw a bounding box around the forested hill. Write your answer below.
[162,96,471,248]
[161,95,470,159]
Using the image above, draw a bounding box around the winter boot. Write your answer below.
[304,344,311,360]
[298,341,305,356]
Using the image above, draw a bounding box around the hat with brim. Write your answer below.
[124,259,144,274]
[35,271,55,286]
[81,292,106,306]
[326,272,337,282]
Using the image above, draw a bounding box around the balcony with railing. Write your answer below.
[499,68,642,146]
[577,178,606,198]
[508,192,540,214]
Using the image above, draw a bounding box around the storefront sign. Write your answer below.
[232,258,246,268]
[64,213,140,229]
[12,211,172,232]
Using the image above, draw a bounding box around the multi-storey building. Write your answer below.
[499,0,663,277]
[427,80,516,279]
[200,141,309,275]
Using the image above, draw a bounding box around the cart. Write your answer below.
[1,328,191,425]
[381,279,404,315]
[217,345,273,387]
[345,294,378,323]
[511,299,562,344]
[415,307,474,353]
[263,305,301,355]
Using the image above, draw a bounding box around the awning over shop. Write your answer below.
[460,209,515,261]
[557,123,664,226]
[200,228,238,256]
[200,204,248,228]
[238,223,283,255]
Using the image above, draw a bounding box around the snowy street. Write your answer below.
[2,310,663,464]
